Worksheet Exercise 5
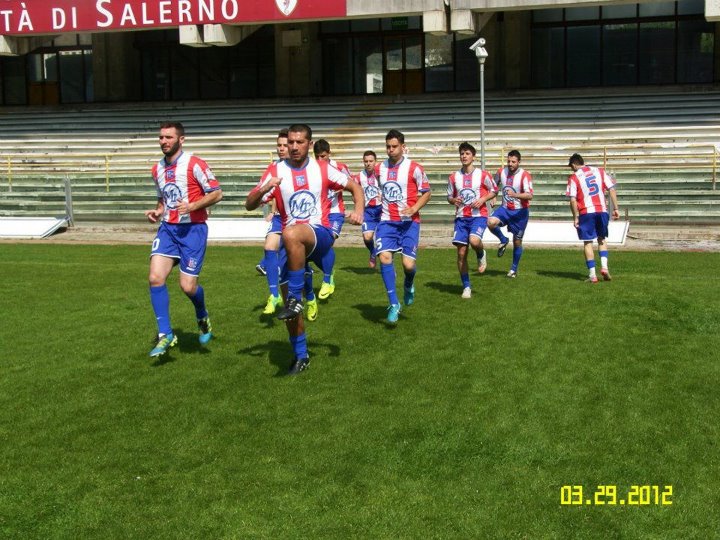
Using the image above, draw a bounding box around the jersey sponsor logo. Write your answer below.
[459,188,476,205]
[288,190,317,219]
[276,0,298,16]
[388,170,397,181]
[295,174,307,187]
[162,183,183,209]
[165,168,176,181]
[382,182,403,203]
[364,185,380,200]
[502,185,516,204]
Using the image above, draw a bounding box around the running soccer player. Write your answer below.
[312,139,351,300]
[375,129,431,323]
[354,150,382,268]
[566,153,620,282]
[256,129,289,315]
[246,124,364,375]
[447,142,497,298]
[487,149,533,278]
[145,121,223,357]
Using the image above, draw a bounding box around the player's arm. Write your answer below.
[402,189,432,216]
[245,177,280,211]
[145,198,165,223]
[607,188,620,220]
[177,188,223,215]
[507,174,534,200]
[446,178,461,207]
[569,197,579,228]
[342,179,365,225]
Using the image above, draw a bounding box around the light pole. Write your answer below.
[469,38,488,169]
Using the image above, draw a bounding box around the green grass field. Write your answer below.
[1,244,719,538]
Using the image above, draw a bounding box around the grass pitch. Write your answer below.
[1,244,719,538]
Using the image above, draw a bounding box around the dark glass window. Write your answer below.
[567,26,601,86]
[603,23,637,85]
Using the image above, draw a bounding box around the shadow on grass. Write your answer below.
[340,265,376,276]
[425,281,460,296]
[536,270,586,281]
[352,303,401,330]
[150,329,211,367]
[236,339,341,377]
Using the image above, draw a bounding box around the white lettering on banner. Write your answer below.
[141,2,155,24]
[96,0,113,28]
[221,0,238,19]
[198,0,214,22]
[158,1,171,24]
[178,0,192,23]
[18,3,34,32]
[120,3,137,26]
[52,7,65,29]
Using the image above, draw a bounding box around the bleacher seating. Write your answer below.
[0,89,718,223]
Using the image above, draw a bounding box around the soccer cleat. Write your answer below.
[197,317,213,345]
[461,287,472,299]
[318,275,335,299]
[403,286,415,306]
[506,270,517,279]
[287,357,310,376]
[255,263,267,276]
[276,296,304,320]
[478,250,487,274]
[601,269,612,281]
[369,256,376,269]
[306,298,319,322]
[263,294,282,315]
[149,333,177,357]
[387,303,401,323]
[585,276,599,283]
[497,242,509,258]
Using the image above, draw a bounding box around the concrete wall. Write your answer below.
[92,32,142,102]
[274,23,322,97]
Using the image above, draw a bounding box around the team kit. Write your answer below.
[145,122,620,375]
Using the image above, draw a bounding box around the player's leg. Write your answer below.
[363,230,376,268]
[318,247,336,299]
[276,224,317,320]
[304,264,318,321]
[453,218,471,298]
[262,232,283,314]
[148,253,178,355]
[507,210,528,277]
[280,283,310,375]
[576,214,599,282]
[375,223,401,322]
[471,217,488,274]
[363,206,381,269]
[488,211,510,255]
[176,223,214,344]
[596,213,612,281]
[400,222,420,306]
[583,241,597,282]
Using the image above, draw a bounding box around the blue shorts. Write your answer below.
[453,217,488,246]
[266,214,282,236]
[328,212,345,238]
[362,206,382,234]
[151,222,208,276]
[375,221,420,260]
[577,212,609,241]
[279,225,334,283]
[491,207,529,239]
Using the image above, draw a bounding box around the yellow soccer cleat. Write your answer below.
[306,298,319,321]
[263,294,282,315]
[318,275,335,300]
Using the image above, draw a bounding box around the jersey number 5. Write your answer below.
[584,176,599,196]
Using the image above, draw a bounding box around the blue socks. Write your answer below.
[150,285,172,336]
[186,285,208,319]
[404,267,416,289]
[461,272,470,289]
[586,259,596,270]
[289,333,308,360]
[511,246,523,272]
[380,263,399,305]
[287,269,305,301]
[491,227,509,245]
[264,249,279,297]
[321,248,335,283]
[304,265,315,301]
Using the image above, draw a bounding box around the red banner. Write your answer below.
[0,0,346,35]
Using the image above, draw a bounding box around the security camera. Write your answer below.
[469,37,486,51]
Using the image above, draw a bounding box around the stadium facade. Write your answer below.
[0,0,718,106]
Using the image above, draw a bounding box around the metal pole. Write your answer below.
[64,175,75,227]
[480,61,485,170]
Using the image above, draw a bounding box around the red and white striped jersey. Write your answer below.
[378,157,430,223]
[494,167,533,210]
[152,152,220,224]
[253,158,349,229]
[566,165,616,215]
[327,159,350,214]
[354,169,382,208]
[447,168,497,218]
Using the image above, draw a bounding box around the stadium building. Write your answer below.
[0,0,717,105]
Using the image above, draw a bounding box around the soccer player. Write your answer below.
[487,149,533,278]
[144,121,223,357]
[354,150,382,268]
[375,129,431,323]
[245,124,364,375]
[312,139,351,300]
[256,129,289,315]
[447,142,497,298]
[566,153,620,282]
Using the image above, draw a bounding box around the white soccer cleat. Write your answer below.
[478,251,487,274]
[461,287,472,299]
